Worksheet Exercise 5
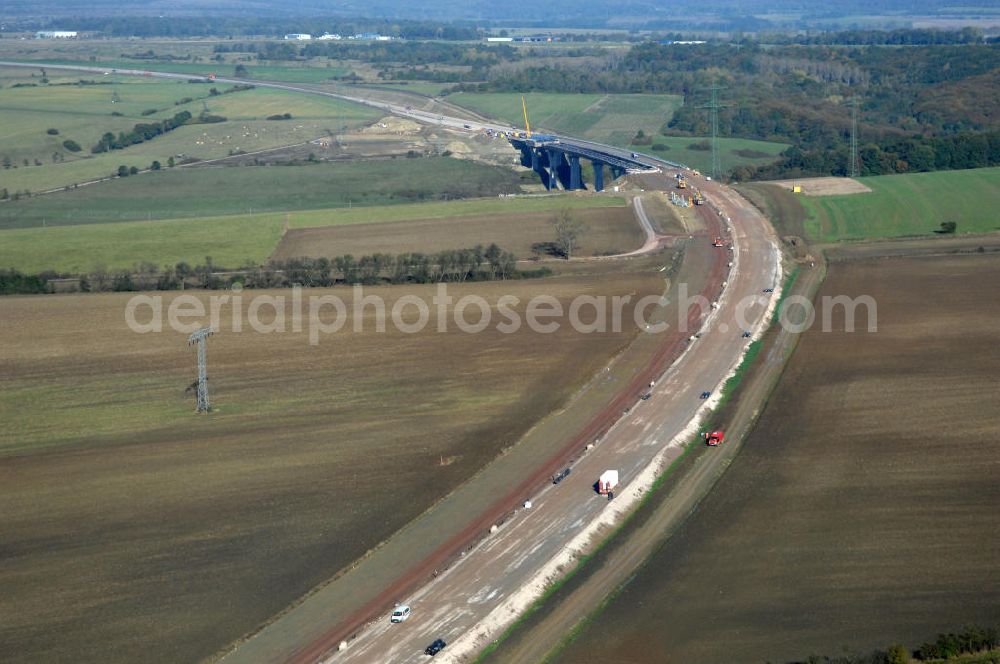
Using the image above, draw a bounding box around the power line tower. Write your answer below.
[848,95,860,178]
[701,83,727,180]
[188,326,215,413]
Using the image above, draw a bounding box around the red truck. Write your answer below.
[705,430,725,446]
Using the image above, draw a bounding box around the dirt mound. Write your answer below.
[444,140,472,155]
[360,116,421,135]
[768,177,872,196]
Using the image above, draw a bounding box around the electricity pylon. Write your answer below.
[848,95,861,178]
[701,84,727,180]
[188,326,215,413]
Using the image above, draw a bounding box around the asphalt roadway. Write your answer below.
[0,61,782,663]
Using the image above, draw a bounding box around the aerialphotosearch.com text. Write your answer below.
[124,283,876,345]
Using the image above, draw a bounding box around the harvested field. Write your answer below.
[0,269,662,664]
[553,253,1000,664]
[270,206,645,260]
[768,176,872,196]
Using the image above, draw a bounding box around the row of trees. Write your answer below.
[780,625,998,663]
[91,110,191,153]
[0,245,534,295]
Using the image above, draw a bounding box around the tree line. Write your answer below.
[779,624,998,663]
[0,245,549,295]
[91,111,191,153]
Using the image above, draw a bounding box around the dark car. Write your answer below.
[742,330,752,338]
[640,393,652,401]
[425,639,447,656]
[552,467,571,484]
[700,391,712,399]
[763,287,774,293]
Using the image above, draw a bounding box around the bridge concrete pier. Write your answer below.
[569,155,581,190]
[547,148,562,191]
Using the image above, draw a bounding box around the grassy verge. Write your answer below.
[800,167,1000,242]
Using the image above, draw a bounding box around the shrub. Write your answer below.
[688,140,711,151]
[62,139,82,152]
[46,128,59,135]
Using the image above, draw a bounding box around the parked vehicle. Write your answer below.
[425,638,447,656]
[552,468,571,484]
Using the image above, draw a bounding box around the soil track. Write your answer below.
[768,176,872,196]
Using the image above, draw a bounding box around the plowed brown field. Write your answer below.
[554,253,1000,663]
[0,267,661,664]
[269,207,645,262]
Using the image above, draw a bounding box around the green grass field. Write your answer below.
[0,158,527,228]
[0,75,378,192]
[801,168,1000,241]
[0,194,626,273]
[634,135,790,173]
[446,92,683,145]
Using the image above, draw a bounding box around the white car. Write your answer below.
[390,604,411,623]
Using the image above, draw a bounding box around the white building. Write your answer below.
[317,33,342,41]
[283,33,312,41]
[35,30,77,39]
[486,37,513,42]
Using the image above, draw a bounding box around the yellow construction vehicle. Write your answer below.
[521,95,532,140]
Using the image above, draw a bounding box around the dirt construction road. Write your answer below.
[219,170,780,664]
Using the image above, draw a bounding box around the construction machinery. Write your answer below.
[693,190,705,205]
[519,96,557,144]
[677,176,687,189]
[705,430,725,446]
[597,470,619,494]
[521,95,532,139]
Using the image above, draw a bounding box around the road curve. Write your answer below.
[0,61,782,664]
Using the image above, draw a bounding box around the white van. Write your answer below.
[390,604,411,623]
